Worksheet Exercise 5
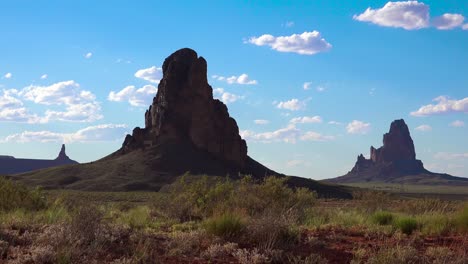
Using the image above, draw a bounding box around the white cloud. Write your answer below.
[1,124,128,143]
[432,13,465,30]
[303,82,312,90]
[254,119,269,125]
[213,88,244,104]
[134,66,162,84]
[19,81,101,123]
[434,152,468,160]
[0,89,22,108]
[300,131,335,141]
[212,74,257,85]
[289,116,322,124]
[85,52,93,59]
[316,86,326,92]
[40,74,48,80]
[346,120,371,134]
[463,24,468,30]
[247,31,332,55]
[450,120,465,127]
[283,21,295,28]
[276,98,306,111]
[353,1,430,30]
[240,125,334,143]
[328,121,342,125]
[108,85,157,107]
[415,124,432,132]
[4,73,12,79]
[411,96,468,116]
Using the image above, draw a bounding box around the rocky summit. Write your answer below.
[119,48,247,168]
[328,119,468,186]
[0,144,78,175]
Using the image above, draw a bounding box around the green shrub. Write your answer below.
[371,211,394,225]
[454,205,468,232]
[205,213,245,239]
[417,213,452,236]
[118,206,152,229]
[0,177,46,211]
[394,217,418,235]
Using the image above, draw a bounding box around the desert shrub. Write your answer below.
[245,212,299,251]
[288,253,328,264]
[0,177,46,211]
[330,210,368,227]
[367,245,418,264]
[233,248,269,264]
[204,213,245,240]
[371,211,394,225]
[454,204,468,232]
[156,175,317,222]
[167,230,209,256]
[394,217,418,235]
[416,213,452,236]
[70,205,105,246]
[117,206,152,229]
[354,190,391,213]
[201,242,238,260]
[396,198,456,215]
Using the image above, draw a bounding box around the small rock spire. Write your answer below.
[56,144,69,160]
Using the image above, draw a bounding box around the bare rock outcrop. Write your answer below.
[120,48,248,168]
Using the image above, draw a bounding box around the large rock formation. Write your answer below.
[328,119,468,185]
[0,144,78,175]
[119,48,247,168]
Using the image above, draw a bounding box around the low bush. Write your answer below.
[394,217,418,235]
[417,213,452,236]
[454,204,468,232]
[367,245,418,264]
[204,213,245,240]
[371,211,394,225]
[0,177,46,212]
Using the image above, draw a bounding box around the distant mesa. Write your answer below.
[13,48,352,198]
[0,144,78,175]
[328,119,468,186]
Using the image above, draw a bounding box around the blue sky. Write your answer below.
[0,0,467,179]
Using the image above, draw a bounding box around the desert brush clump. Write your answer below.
[371,211,394,226]
[204,213,246,240]
[0,177,46,212]
[454,204,468,232]
[394,217,419,235]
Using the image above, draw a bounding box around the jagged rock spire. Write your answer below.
[56,144,69,160]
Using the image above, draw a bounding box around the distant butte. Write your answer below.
[0,144,78,175]
[327,119,468,186]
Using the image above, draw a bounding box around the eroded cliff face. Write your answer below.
[350,119,425,175]
[120,48,247,168]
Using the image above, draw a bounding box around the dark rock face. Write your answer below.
[0,145,78,175]
[121,48,247,168]
[330,119,429,183]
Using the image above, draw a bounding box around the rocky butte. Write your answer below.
[328,119,468,185]
[0,144,78,175]
[14,48,352,198]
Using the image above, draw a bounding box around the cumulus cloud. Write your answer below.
[240,125,334,143]
[432,13,465,30]
[450,120,465,127]
[0,81,102,123]
[289,116,322,124]
[254,119,269,125]
[346,120,371,134]
[303,82,312,90]
[1,124,128,143]
[247,31,332,55]
[4,73,12,79]
[85,52,93,59]
[328,121,342,125]
[276,98,307,111]
[354,1,430,30]
[411,96,468,116]
[40,74,48,80]
[213,88,244,104]
[135,66,162,84]
[108,85,157,107]
[212,74,257,85]
[415,124,432,132]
